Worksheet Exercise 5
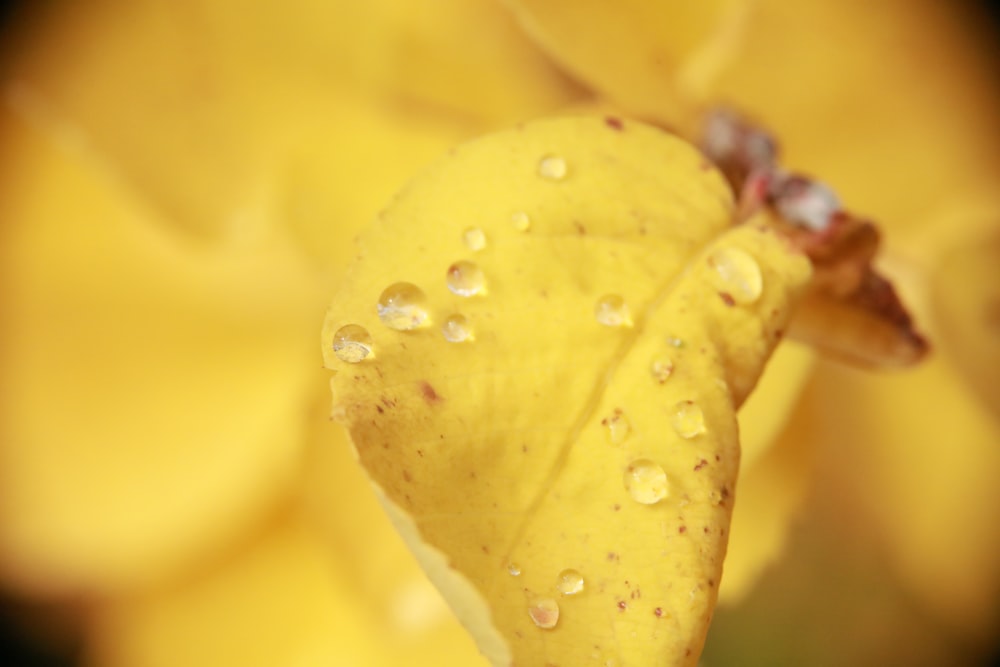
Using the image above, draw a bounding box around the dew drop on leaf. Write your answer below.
[528,598,560,629]
[538,155,568,181]
[441,314,474,343]
[671,401,706,439]
[331,324,374,363]
[601,409,631,445]
[707,247,763,304]
[462,227,487,252]
[650,358,674,384]
[556,569,585,595]
[595,294,632,327]
[511,210,531,231]
[623,459,669,505]
[376,282,430,331]
[446,260,487,296]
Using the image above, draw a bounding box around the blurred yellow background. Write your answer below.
[0,0,998,665]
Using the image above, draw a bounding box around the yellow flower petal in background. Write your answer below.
[324,116,812,665]
[0,105,323,594]
[85,379,486,667]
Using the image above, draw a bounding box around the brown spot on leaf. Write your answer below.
[694,459,708,471]
[719,292,735,307]
[605,116,624,131]
[654,607,664,617]
[419,381,442,405]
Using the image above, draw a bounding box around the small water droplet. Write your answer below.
[556,569,585,595]
[623,459,669,505]
[595,294,632,327]
[462,227,487,251]
[671,401,706,438]
[506,561,521,577]
[446,260,486,296]
[528,598,560,629]
[511,211,531,232]
[441,314,474,343]
[650,359,674,384]
[708,247,763,304]
[332,324,373,363]
[666,336,684,348]
[376,282,429,330]
[538,155,567,181]
[601,409,630,445]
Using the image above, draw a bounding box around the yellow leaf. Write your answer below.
[323,116,811,665]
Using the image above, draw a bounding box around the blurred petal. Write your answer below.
[0,104,323,593]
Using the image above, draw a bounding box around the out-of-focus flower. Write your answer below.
[0,0,997,665]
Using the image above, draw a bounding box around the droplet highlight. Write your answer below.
[671,401,706,439]
[332,324,373,363]
[462,227,487,252]
[446,261,486,297]
[601,409,631,445]
[376,282,429,331]
[538,155,567,181]
[623,459,669,505]
[441,314,474,343]
[528,598,560,629]
[708,247,763,304]
[650,359,674,384]
[556,569,585,595]
[511,211,531,232]
[595,294,632,327]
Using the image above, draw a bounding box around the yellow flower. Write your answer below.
[0,0,997,665]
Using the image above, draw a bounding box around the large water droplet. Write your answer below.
[441,314,474,343]
[650,359,674,384]
[601,409,630,445]
[708,247,763,304]
[671,401,706,438]
[332,324,373,363]
[446,261,486,296]
[511,211,531,232]
[538,155,567,181]
[595,294,632,327]
[462,227,487,252]
[623,459,669,505]
[556,569,585,595]
[528,598,560,629]
[376,282,429,331]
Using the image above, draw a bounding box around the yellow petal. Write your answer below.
[719,348,815,605]
[812,355,1000,643]
[86,382,486,667]
[323,116,812,665]
[0,104,322,594]
[930,227,1000,418]
[506,0,751,126]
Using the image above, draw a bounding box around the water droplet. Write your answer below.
[538,155,567,181]
[708,247,763,305]
[671,401,706,439]
[376,282,429,331]
[511,211,531,232]
[332,324,373,363]
[528,598,560,629]
[650,359,674,384]
[506,562,521,577]
[666,336,684,348]
[462,227,487,251]
[595,294,632,327]
[446,261,486,297]
[441,314,474,343]
[556,569,585,595]
[623,459,669,505]
[601,409,630,445]
[772,174,841,231]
